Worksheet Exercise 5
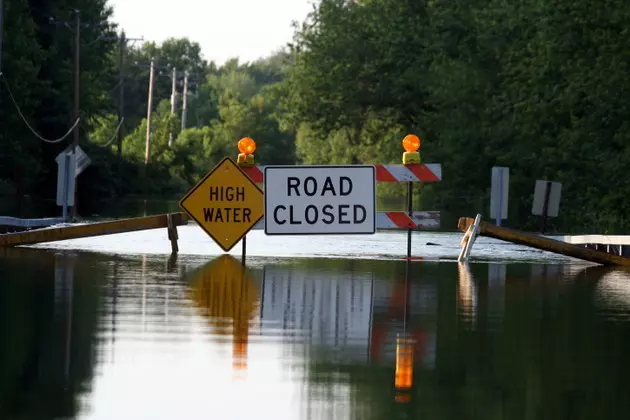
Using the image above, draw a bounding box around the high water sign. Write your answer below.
[179,157,264,251]
[263,165,376,235]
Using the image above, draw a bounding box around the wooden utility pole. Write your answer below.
[145,58,155,164]
[115,32,142,157]
[0,0,3,123]
[181,71,188,131]
[169,67,177,146]
[73,10,80,150]
[71,9,81,218]
[117,31,125,157]
[0,0,4,76]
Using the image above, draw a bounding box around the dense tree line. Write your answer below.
[1,0,629,233]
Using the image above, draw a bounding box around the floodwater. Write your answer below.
[2,229,630,419]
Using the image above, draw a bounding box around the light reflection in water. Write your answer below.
[54,252,77,381]
[487,263,506,331]
[4,248,630,419]
[595,269,630,316]
[457,262,477,330]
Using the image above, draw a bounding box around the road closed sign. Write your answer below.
[264,165,376,235]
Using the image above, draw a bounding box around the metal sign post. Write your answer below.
[56,151,77,221]
[56,145,90,221]
[490,167,509,226]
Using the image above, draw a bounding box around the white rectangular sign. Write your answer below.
[56,152,77,207]
[56,145,91,176]
[532,180,562,217]
[490,166,509,223]
[264,165,376,235]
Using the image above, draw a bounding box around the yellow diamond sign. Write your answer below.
[179,157,264,252]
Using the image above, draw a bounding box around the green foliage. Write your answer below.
[0,0,44,194]
[283,0,630,233]
[2,0,629,232]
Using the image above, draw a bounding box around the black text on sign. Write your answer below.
[204,186,252,223]
[263,166,376,235]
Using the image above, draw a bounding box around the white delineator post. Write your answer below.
[458,213,482,262]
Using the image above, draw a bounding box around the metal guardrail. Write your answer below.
[0,216,66,228]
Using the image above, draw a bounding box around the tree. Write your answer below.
[0,0,44,206]
[123,37,207,131]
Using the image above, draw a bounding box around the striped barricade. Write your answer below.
[243,163,442,231]
[251,211,440,231]
[243,163,442,183]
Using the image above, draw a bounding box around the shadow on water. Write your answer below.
[0,247,105,419]
[1,249,630,419]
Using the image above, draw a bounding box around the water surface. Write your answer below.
[1,245,630,419]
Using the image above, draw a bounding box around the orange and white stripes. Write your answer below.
[243,164,442,183]
[252,211,440,231]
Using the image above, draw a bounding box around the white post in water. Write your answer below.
[458,214,482,263]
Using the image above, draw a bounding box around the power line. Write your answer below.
[83,117,125,148]
[0,72,80,144]
[108,79,122,93]
[48,10,118,216]
[101,117,125,147]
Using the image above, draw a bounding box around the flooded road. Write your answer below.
[2,237,630,419]
[25,225,579,263]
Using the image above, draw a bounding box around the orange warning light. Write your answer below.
[402,134,421,153]
[238,137,257,155]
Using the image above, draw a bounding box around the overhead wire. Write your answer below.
[0,72,80,144]
[83,117,125,148]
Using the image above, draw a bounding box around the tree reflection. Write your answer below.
[295,259,630,420]
[0,248,104,419]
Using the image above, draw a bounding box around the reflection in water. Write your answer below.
[595,269,630,314]
[2,250,630,419]
[188,255,260,378]
[487,263,506,331]
[457,262,477,330]
[54,252,77,380]
[260,264,373,359]
[0,248,102,419]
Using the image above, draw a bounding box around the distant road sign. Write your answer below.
[56,151,77,207]
[264,165,376,235]
[532,180,562,218]
[179,157,264,251]
[490,166,509,225]
[56,145,91,176]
